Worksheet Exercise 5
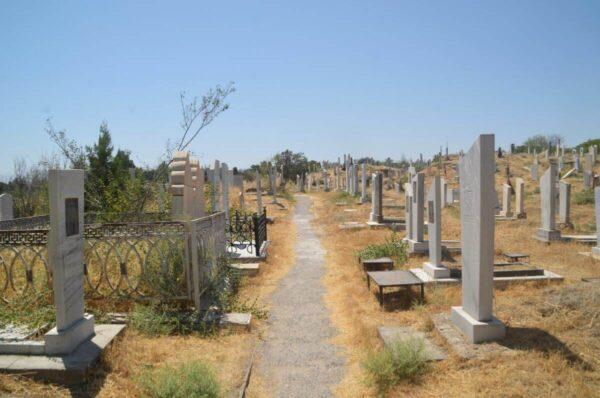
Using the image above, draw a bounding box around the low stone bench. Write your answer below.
[360,257,394,273]
[229,262,260,277]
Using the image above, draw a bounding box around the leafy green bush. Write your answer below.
[363,339,429,393]
[136,361,220,398]
[356,232,408,265]
[574,189,595,205]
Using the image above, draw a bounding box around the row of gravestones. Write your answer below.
[530,147,597,189]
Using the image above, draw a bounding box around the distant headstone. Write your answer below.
[558,181,571,226]
[536,163,561,242]
[499,184,513,218]
[369,173,383,223]
[515,178,526,219]
[221,163,230,220]
[256,171,263,216]
[584,171,593,189]
[423,176,449,278]
[531,163,539,182]
[212,160,221,212]
[592,187,600,259]
[403,172,427,253]
[0,193,13,221]
[44,170,95,355]
[360,163,367,203]
[451,134,505,343]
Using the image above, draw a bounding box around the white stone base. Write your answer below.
[403,238,429,254]
[535,228,561,242]
[44,314,95,355]
[592,247,600,260]
[423,262,451,279]
[450,306,505,344]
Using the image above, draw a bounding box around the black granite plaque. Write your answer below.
[65,198,79,236]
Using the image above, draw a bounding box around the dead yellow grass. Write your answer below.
[310,153,600,397]
[0,193,297,398]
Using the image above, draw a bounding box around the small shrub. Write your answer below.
[356,232,408,265]
[363,339,429,393]
[574,189,595,205]
[137,361,220,398]
[0,290,55,331]
[129,302,210,336]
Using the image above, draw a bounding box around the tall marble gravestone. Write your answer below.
[592,187,600,259]
[515,178,527,219]
[536,163,561,242]
[212,160,221,212]
[423,176,450,278]
[190,158,205,218]
[404,182,413,238]
[558,181,571,226]
[498,184,513,218]
[440,179,447,209]
[0,193,13,221]
[256,171,263,216]
[583,171,593,189]
[360,163,367,204]
[531,163,538,182]
[451,134,505,343]
[403,172,428,253]
[44,170,95,355]
[369,173,383,223]
[221,163,230,222]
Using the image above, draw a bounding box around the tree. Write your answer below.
[272,150,309,181]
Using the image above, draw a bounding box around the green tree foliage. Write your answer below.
[272,150,310,182]
[575,138,600,152]
[84,123,149,214]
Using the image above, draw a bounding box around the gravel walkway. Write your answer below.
[254,195,345,397]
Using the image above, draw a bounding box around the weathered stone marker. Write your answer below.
[451,134,505,343]
[369,172,383,223]
[403,172,427,253]
[256,171,263,216]
[221,162,230,221]
[212,160,220,211]
[531,163,538,182]
[515,178,526,219]
[536,162,561,242]
[499,184,513,218]
[44,170,95,355]
[190,158,205,218]
[360,163,367,204]
[423,176,450,278]
[592,187,600,259]
[558,181,571,226]
[583,170,593,189]
[0,193,13,221]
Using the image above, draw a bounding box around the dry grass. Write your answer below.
[310,153,600,397]
[0,192,297,398]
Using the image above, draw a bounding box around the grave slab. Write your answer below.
[433,314,514,359]
[377,326,446,361]
[219,313,252,332]
[0,324,125,384]
[338,221,366,230]
[229,262,260,277]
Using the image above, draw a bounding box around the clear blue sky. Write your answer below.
[1,1,599,179]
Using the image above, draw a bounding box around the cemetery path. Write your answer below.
[253,195,345,397]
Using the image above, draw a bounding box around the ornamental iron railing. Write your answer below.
[0,212,227,306]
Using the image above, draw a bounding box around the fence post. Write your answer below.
[253,212,260,255]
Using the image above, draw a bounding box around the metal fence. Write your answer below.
[228,208,268,255]
[0,212,227,306]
